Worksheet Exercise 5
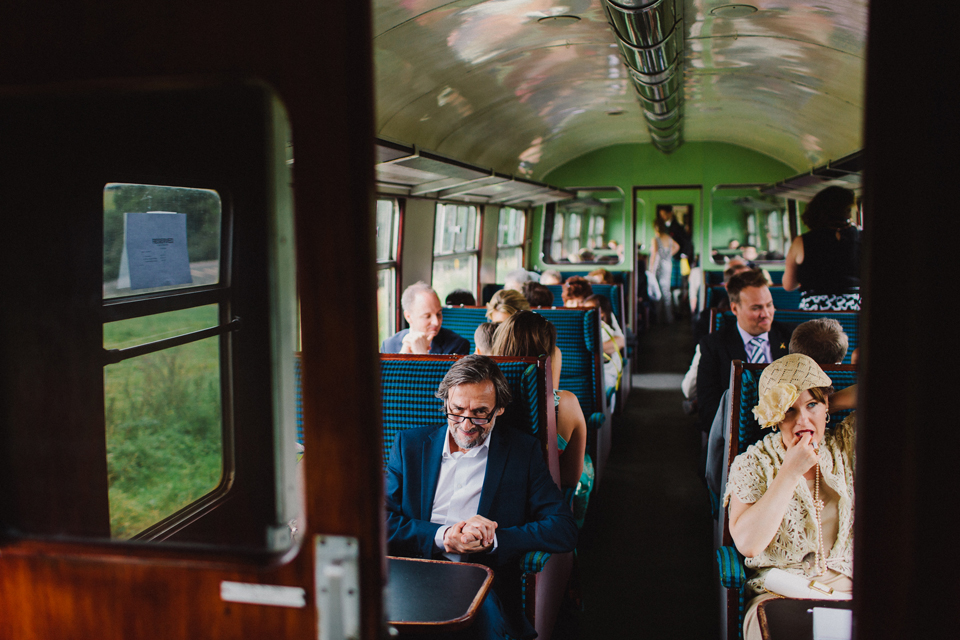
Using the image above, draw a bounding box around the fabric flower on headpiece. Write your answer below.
[753,382,800,428]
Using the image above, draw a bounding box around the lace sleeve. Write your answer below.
[723,447,769,507]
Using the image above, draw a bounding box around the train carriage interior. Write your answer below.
[1,1,959,639]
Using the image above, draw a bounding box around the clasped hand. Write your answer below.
[400,331,431,354]
[443,515,497,554]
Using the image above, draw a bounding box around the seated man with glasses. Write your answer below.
[385,354,577,640]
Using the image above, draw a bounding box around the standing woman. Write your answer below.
[782,186,861,310]
[724,354,855,640]
[651,217,680,323]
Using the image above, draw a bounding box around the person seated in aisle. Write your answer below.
[385,355,577,640]
[474,322,497,356]
[445,288,476,307]
[503,268,537,292]
[697,269,794,437]
[562,276,624,335]
[704,318,849,496]
[486,288,530,323]
[539,270,563,285]
[586,268,615,285]
[521,281,554,307]
[381,281,471,355]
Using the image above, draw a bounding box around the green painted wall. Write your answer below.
[534,142,795,273]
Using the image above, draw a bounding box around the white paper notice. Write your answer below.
[118,212,192,290]
[812,607,852,640]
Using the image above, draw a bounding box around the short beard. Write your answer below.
[450,423,491,450]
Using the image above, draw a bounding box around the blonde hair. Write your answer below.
[486,289,530,321]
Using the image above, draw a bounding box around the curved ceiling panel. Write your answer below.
[373,0,867,179]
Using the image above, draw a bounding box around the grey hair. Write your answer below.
[435,354,512,411]
[401,281,437,313]
[789,318,850,365]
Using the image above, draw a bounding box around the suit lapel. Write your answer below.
[420,427,446,520]
[725,323,748,361]
[477,426,508,517]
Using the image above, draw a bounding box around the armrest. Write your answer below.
[521,550,552,574]
[586,411,605,430]
[716,546,746,589]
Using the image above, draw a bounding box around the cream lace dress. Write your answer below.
[723,415,856,640]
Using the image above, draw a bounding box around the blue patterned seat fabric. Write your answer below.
[713,309,860,364]
[441,307,606,430]
[718,364,857,640]
[542,283,625,330]
[380,357,542,472]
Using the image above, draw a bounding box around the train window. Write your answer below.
[102,183,231,540]
[103,184,221,299]
[543,187,625,264]
[377,198,400,344]
[710,187,791,263]
[495,207,526,282]
[103,307,222,538]
[432,203,480,300]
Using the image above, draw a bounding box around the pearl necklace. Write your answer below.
[813,462,827,576]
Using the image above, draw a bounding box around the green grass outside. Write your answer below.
[104,305,223,539]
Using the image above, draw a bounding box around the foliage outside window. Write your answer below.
[495,207,526,283]
[102,183,225,539]
[433,203,480,301]
[564,213,582,257]
[377,198,400,345]
[589,214,605,249]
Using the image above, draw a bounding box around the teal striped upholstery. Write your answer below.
[713,309,860,364]
[716,546,746,589]
[533,308,605,430]
[521,550,551,573]
[380,356,543,471]
[295,354,304,447]
[440,306,488,353]
[543,283,625,330]
[768,286,802,310]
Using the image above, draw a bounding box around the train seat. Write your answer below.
[379,353,572,640]
[710,309,860,364]
[715,361,857,640]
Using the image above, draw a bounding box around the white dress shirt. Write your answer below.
[430,428,498,560]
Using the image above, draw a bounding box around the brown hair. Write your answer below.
[726,268,769,305]
[789,318,849,364]
[521,281,554,307]
[491,311,556,359]
[474,323,498,355]
[562,276,593,304]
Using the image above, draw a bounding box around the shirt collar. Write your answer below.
[442,425,494,459]
[736,323,768,349]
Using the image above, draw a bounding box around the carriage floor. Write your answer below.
[556,317,720,640]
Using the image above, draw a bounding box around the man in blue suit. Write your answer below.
[381,281,471,355]
[385,355,577,639]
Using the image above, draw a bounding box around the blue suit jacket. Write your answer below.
[381,327,471,355]
[385,424,577,637]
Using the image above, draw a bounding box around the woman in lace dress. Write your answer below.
[723,354,855,640]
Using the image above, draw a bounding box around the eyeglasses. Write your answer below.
[445,413,493,426]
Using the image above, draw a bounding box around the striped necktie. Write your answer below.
[748,336,766,363]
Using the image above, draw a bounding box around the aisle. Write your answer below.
[560,318,719,639]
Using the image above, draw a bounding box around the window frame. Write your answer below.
[101,179,237,542]
[376,197,402,344]
[495,206,527,282]
[431,202,482,300]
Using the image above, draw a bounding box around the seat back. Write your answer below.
[440,306,489,353]
[767,285,802,310]
[718,361,857,640]
[544,283,625,330]
[379,354,555,477]
[710,309,860,364]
